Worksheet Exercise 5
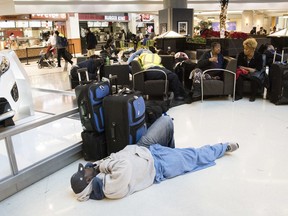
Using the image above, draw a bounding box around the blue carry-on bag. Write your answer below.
[75,81,110,132]
[103,90,147,154]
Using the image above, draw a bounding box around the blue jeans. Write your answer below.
[137,116,175,148]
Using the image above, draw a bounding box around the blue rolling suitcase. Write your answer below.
[75,81,110,132]
[75,81,110,161]
[103,91,147,154]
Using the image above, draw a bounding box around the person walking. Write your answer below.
[55,31,73,67]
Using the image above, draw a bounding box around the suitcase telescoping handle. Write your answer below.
[109,74,118,94]
[281,47,288,63]
[77,68,90,84]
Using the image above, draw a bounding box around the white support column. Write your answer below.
[66,13,80,39]
[242,10,254,33]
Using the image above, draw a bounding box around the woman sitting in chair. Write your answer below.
[235,38,263,102]
[191,42,225,100]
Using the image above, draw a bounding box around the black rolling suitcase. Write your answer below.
[81,131,107,161]
[75,81,111,160]
[269,63,288,105]
[103,91,147,154]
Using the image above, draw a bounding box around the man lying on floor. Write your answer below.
[70,116,239,201]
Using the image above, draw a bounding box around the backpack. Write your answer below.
[145,100,170,128]
[59,36,68,47]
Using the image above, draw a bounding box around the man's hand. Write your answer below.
[209,57,218,63]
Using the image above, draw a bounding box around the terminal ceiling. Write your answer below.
[1,0,288,18]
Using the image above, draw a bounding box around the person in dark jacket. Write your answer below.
[190,42,225,100]
[84,28,97,57]
[235,38,263,102]
[70,55,103,80]
[55,31,73,67]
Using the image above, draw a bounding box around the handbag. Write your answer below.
[236,68,248,79]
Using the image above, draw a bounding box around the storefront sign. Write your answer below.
[79,14,128,22]
[0,21,16,28]
[104,16,118,21]
[87,21,109,27]
[31,14,67,21]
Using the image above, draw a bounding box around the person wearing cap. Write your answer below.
[70,116,239,201]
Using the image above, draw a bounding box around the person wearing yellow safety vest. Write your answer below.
[137,47,187,101]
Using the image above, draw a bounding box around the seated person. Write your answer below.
[101,38,118,60]
[190,42,225,100]
[174,52,197,90]
[136,47,187,101]
[70,55,104,80]
[142,34,150,46]
[70,116,239,201]
[257,27,267,35]
[235,38,263,102]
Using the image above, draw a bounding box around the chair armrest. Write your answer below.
[201,68,236,102]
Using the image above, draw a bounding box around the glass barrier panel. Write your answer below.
[11,117,82,171]
[0,139,12,180]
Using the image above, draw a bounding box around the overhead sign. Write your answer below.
[104,16,118,21]
[31,14,67,20]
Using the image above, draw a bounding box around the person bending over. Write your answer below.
[70,55,103,81]
[70,116,239,201]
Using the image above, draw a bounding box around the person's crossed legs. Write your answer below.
[137,115,175,148]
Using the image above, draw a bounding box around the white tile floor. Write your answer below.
[1,59,288,216]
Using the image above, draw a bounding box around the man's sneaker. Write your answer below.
[226,142,239,152]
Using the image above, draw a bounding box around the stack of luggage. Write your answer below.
[75,81,111,160]
[75,80,147,160]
